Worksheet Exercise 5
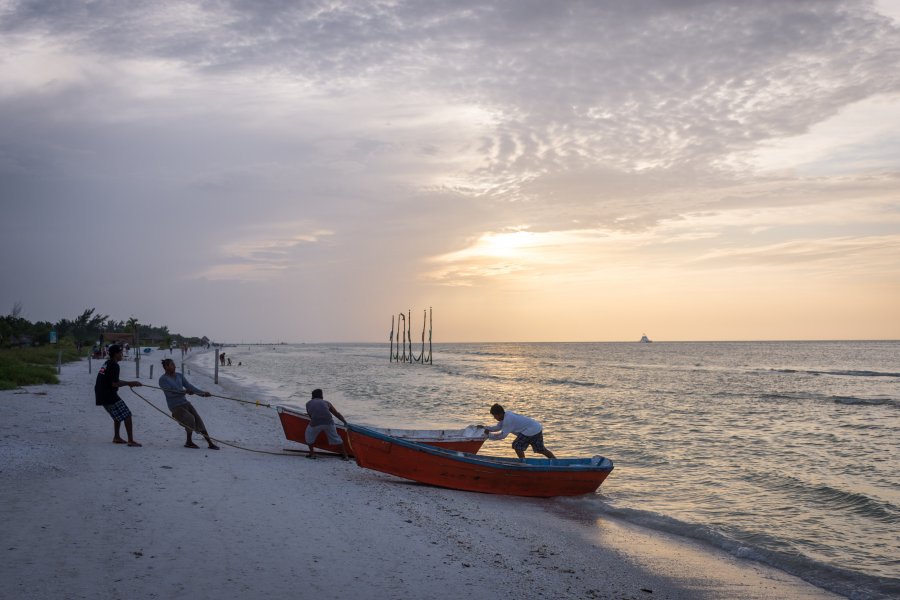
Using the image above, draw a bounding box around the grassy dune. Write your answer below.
[0,344,83,390]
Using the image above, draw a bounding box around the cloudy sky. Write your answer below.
[2,0,899,342]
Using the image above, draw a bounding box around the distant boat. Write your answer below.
[640,334,652,343]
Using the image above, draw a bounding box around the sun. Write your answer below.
[474,230,537,258]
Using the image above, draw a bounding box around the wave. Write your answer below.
[460,350,516,358]
[758,392,900,408]
[554,498,900,600]
[437,370,611,390]
[760,473,900,525]
[832,396,900,408]
[769,368,900,378]
[545,378,608,388]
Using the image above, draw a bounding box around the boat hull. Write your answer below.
[347,425,613,497]
[277,406,486,456]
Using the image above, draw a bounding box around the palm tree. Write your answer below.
[72,308,109,344]
[126,317,139,346]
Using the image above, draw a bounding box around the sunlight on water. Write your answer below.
[210,341,900,600]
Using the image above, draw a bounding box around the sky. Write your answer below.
[2,0,899,343]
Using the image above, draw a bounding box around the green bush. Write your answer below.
[0,343,81,389]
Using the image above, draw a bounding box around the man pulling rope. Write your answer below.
[158,358,219,449]
[129,385,295,456]
[141,384,273,408]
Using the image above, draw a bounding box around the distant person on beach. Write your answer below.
[219,352,226,366]
[158,358,220,450]
[304,388,349,461]
[483,404,556,461]
[94,344,143,447]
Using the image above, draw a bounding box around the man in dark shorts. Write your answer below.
[94,344,143,447]
[483,403,556,461]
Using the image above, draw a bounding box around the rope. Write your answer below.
[128,386,293,457]
[142,384,274,408]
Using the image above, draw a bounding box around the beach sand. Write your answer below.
[0,348,842,600]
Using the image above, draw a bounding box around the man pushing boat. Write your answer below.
[304,388,350,461]
[483,404,556,461]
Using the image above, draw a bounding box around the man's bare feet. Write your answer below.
[207,443,220,450]
[113,438,127,444]
[126,441,142,447]
[184,441,200,449]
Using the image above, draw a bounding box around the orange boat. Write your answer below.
[276,405,487,456]
[346,424,614,497]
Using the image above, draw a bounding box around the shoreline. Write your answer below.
[0,348,842,599]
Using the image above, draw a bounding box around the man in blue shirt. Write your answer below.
[158,358,219,450]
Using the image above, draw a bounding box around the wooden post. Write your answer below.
[88,355,91,373]
[150,364,154,380]
[57,349,62,374]
[396,314,402,361]
[388,308,433,365]
[399,313,407,362]
[419,310,426,363]
[407,310,412,362]
[134,332,139,378]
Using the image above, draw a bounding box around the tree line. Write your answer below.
[0,304,207,349]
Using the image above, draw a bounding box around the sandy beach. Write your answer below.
[0,348,842,600]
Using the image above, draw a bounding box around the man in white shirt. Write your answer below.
[483,403,556,461]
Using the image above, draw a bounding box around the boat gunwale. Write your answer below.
[277,404,486,442]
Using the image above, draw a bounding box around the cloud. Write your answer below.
[1,1,899,340]
[195,225,335,281]
[691,234,900,276]
[5,2,899,188]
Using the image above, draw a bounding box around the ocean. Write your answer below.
[196,341,900,600]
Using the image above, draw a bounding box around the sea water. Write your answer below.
[199,341,900,599]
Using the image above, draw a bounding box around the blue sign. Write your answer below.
[49,330,57,344]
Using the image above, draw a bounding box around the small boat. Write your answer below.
[276,405,487,456]
[346,424,614,497]
[639,334,652,343]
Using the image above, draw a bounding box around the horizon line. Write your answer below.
[214,338,900,345]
